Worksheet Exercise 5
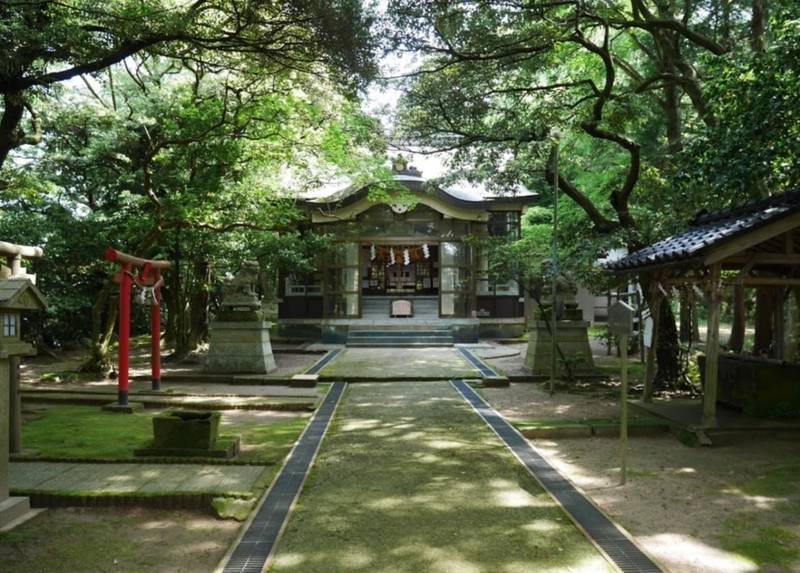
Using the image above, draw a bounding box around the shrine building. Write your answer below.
[276,160,537,344]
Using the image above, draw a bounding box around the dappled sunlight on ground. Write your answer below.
[482,382,619,422]
[523,433,800,573]
[267,382,614,573]
[320,347,478,378]
[0,507,240,573]
[642,533,758,573]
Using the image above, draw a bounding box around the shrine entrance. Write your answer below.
[361,243,439,296]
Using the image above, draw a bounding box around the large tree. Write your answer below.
[386,0,788,385]
[0,0,376,172]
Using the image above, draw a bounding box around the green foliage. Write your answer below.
[1,52,386,346]
[676,20,800,209]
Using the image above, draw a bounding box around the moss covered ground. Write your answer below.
[19,405,309,464]
[0,507,240,573]
[718,464,800,571]
[268,382,613,573]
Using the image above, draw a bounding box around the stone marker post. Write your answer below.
[608,300,635,486]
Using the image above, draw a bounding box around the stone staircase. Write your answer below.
[346,325,454,347]
[361,295,438,318]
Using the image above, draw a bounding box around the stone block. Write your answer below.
[0,496,30,529]
[206,319,277,374]
[102,401,145,414]
[525,320,597,377]
[482,375,510,387]
[153,410,221,450]
[290,374,318,388]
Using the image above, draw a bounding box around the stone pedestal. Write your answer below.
[525,320,597,378]
[0,357,31,529]
[206,262,277,374]
[207,312,277,374]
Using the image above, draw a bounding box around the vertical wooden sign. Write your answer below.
[608,300,635,485]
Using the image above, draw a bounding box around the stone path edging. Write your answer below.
[451,379,664,573]
[217,381,346,573]
[456,346,498,377]
[304,349,343,375]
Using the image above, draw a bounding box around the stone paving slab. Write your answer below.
[22,382,320,398]
[21,391,316,411]
[319,347,478,379]
[10,462,265,496]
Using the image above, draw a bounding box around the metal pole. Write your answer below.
[620,333,629,485]
[151,269,161,391]
[118,263,132,406]
[550,132,560,395]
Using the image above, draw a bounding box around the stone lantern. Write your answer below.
[0,242,46,529]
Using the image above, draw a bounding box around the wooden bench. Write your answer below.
[391,299,413,317]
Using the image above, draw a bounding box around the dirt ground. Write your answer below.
[481,382,800,573]
[20,345,319,391]
[482,381,621,421]
[0,507,241,573]
[527,433,800,573]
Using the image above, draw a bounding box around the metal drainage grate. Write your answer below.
[457,346,496,377]
[305,348,343,375]
[451,379,663,573]
[221,382,346,573]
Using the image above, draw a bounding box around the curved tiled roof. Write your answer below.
[298,168,537,210]
[606,191,800,272]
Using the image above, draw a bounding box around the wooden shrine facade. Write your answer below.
[276,163,536,341]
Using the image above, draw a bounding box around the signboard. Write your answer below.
[608,300,635,337]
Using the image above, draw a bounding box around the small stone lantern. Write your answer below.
[0,241,47,529]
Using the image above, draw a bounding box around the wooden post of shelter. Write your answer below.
[702,263,722,428]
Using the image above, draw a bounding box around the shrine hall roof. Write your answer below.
[298,167,537,210]
[606,191,800,272]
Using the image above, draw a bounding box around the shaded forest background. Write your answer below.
[1,0,799,381]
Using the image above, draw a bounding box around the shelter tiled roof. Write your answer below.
[606,191,800,271]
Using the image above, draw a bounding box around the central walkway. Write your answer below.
[266,382,614,573]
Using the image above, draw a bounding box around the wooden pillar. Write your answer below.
[773,288,786,360]
[703,264,722,428]
[643,281,663,403]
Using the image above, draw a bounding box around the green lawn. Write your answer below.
[268,382,614,573]
[20,405,310,464]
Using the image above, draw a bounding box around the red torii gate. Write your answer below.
[105,249,171,406]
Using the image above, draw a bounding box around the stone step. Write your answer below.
[348,330,451,338]
[347,342,454,348]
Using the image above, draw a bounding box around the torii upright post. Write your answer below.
[105,249,170,408]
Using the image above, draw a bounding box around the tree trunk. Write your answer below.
[727,284,746,352]
[655,301,681,387]
[751,0,767,53]
[80,280,118,374]
[679,289,693,343]
[187,260,211,350]
[0,93,25,170]
[754,287,777,355]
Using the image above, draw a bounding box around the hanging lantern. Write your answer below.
[370,244,376,261]
[422,243,430,259]
[403,249,410,266]
[389,248,396,265]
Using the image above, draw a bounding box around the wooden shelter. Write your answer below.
[607,191,800,428]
